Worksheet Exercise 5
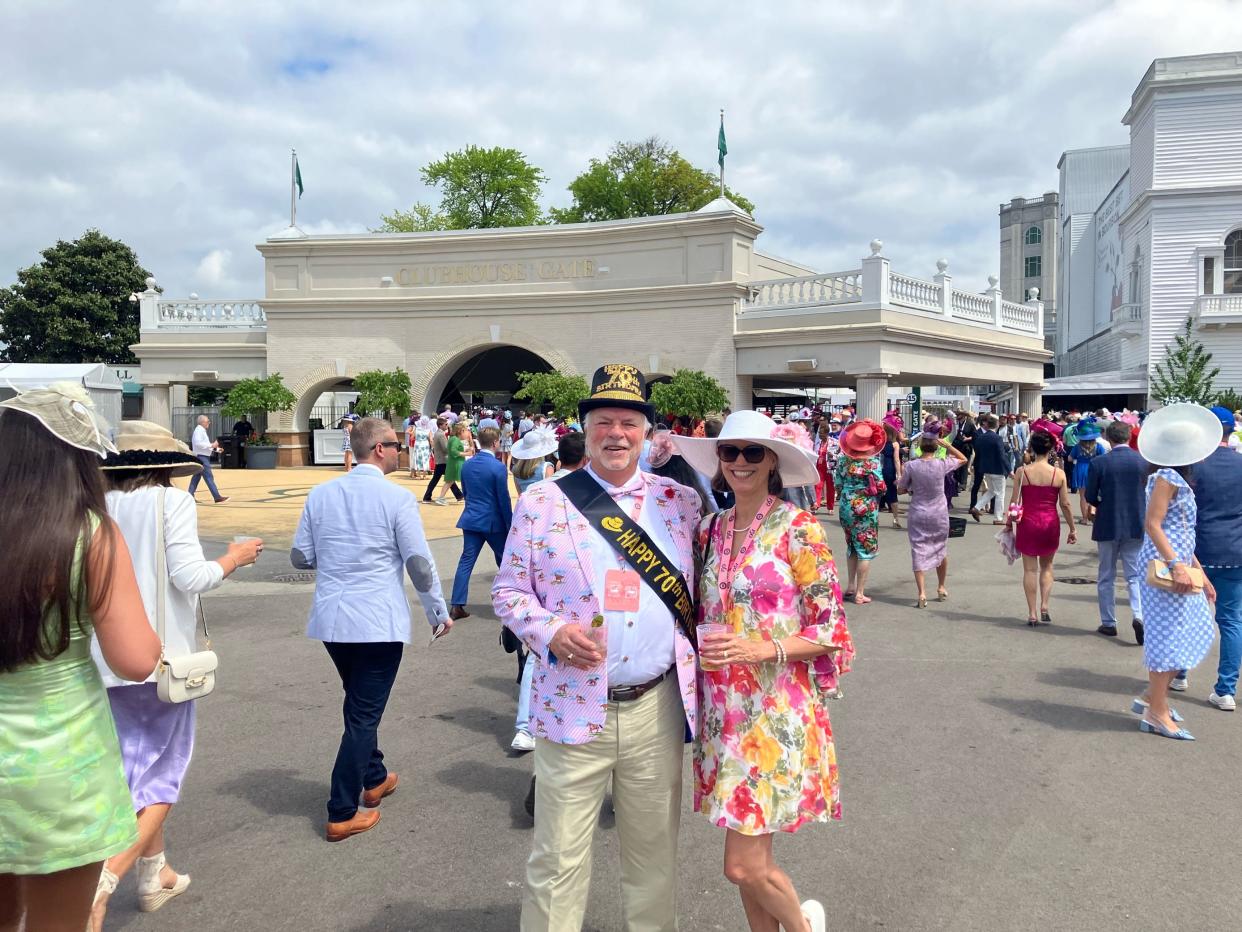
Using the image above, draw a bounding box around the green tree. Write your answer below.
[1149,318,1220,405]
[221,374,297,420]
[0,229,153,364]
[353,368,412,421]
[1214,387,1242,411]
[421,145,546,229]
[514,370,590,421]
[549,137,754,223]
[648,369,731,420]
[374,202,450,233]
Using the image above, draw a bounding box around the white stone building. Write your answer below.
[1047,51,1242,410]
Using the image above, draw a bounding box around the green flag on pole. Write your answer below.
[717,114,727,170]
[294,155,304,198]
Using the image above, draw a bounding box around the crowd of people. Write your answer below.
[4,370,1241,932]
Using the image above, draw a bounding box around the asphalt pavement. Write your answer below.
[101,514,1242,932]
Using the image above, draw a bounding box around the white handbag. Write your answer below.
[153,487,218,703]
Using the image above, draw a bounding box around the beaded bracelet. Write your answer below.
[772,637,787,665]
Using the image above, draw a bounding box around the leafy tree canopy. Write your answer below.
[221,374,297,419]
[353,368,412,421]
[375,202,450,233]
[648,368,731,420]
[549,137,754,224]
[1150,318,1220,406]
[0,229,152,364]
[514,370,590,421]
[1215,387,1242,412]
[419,145,546,229]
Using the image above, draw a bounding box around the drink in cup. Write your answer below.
[233,535,260,568]
[696,623,732,671]
[587,614,608,654]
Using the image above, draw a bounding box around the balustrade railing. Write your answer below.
[889,272,942,311]
[950,290,994,322]
[156,300,267,327]
[1000,299,1038,331]
[745,271,862,309]
[1196,294,1242,316]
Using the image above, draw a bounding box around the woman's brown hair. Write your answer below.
[710,448,784,496]
[0,409,115,672]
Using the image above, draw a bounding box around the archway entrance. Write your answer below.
[293,376,356,432]
[426,344,554,411]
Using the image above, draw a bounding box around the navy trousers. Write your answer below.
[451,530,508,606]
[323,641,403,822]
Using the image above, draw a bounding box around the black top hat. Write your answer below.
[578,364,656,422]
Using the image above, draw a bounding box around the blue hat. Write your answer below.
[1210,405,1236,430]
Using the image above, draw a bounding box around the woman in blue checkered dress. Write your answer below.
[1136,467,1215,739]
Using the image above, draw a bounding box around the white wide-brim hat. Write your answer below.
[671,410,818,486]
[510,426,559,460]
[1137,402,1222,467]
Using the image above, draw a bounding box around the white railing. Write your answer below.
[1112,302,1142,323]
[745,271,862,310]
[951,290,994,323]
[1196,294,1242,317]
[1000,299,1038,331]
[156,300,266,327]
[889,272,942,311]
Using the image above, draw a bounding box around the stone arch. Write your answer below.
[413,330,577,413]
[278,362,358,432]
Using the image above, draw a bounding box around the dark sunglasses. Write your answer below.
[377,440,403,450]
[717,444,768,464]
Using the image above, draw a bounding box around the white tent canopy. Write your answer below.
[0,362,124,433]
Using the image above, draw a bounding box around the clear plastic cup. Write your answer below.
[587,617,608,654]
[233,535,260,569]
[696,623,732,671]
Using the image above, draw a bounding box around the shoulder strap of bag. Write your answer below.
[556,470,695,642]
[155,487,167,660]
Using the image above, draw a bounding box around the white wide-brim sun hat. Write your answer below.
[1137,402,1222,467]
[671,409,819,487]
[510,426,559,460]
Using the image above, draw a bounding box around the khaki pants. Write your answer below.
[522,676,685,932]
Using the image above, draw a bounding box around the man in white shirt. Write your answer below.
[477,409,500,432]
[186,415,229,504]
[517,411,535,439]
[292,417,451,843]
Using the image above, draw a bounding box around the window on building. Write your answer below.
[1204,257,1217,295]
[1024,225,1042,246]
[1225,230,1242,294]
[1024,256,1042,278]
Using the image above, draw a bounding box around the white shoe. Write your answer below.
[135,852,190,912]
[510,730,536,752]
[1208,691,1236,711]
[430,498,447,506]
[1170,676,1189,692]
[801,899,826,932]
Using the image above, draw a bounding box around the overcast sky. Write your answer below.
[3,0,1242,298]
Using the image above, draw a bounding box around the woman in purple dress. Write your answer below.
[897,433,967,607]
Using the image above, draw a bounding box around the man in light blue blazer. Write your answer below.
[292,417,450,843]
[450,426,513,619]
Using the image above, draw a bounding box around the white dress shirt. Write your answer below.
[190,424,214,457]
[91,486,225,689]
[293,463,448,642]
[582,464,677,687]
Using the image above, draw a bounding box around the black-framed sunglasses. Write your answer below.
[378,440,403,451]
[717,444,768,464]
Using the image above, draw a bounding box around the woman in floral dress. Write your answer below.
[833,419,887,605]
[673,410,854,932]
[410,416,432,478]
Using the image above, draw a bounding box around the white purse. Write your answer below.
[153,487,218,703]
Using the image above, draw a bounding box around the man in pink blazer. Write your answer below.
[493,364,701,932]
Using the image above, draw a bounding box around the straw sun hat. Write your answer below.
[101,420,203,479]
[1137,402,1222,468]
[0,381,117,457]
[671,410,818,487]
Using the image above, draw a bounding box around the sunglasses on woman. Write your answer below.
[717,444,768,464]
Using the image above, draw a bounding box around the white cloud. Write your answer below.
[2,0,1242,298]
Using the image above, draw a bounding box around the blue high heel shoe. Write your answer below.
[1139,718,1195,740]
[1131,698,1184,722]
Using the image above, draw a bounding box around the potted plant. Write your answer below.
[221,374,297,469]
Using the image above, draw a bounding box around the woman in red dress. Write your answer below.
[1005,430,1077,626]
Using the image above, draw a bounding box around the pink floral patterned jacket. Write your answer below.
[492,472,701,745]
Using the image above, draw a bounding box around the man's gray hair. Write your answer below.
[1105,420,1132,445]
[350,417,393,459]
[197,415,210,425]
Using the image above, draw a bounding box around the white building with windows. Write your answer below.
[1046,51,1242,410]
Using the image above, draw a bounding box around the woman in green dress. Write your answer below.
[446,423,468,490]
[0,384,161,932]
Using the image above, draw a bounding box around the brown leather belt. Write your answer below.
[608,667,673,703]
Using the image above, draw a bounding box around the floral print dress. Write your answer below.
[834,454,885,560]
[694,502,854,835]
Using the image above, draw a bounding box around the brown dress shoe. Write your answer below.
[326,808,381,842]
[449,605,470,621]
[362,772,398,808]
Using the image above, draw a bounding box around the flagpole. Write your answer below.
[719,109,725,197]
[290,149,297,228]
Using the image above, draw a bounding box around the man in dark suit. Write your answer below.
[970,414,1011,523]
[449,426,513,620]
[1085,419,1148,642]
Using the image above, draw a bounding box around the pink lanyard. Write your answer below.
[718,496,777,598]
